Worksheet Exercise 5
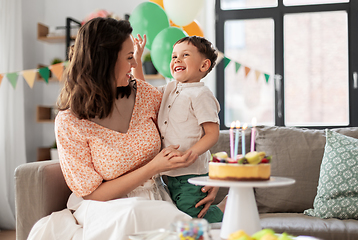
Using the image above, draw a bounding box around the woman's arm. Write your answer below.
[132,34,146,81]
[83,146,198,201]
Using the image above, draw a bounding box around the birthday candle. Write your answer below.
[234,121,240,158]
[230,121,235,159]
[242,123,248,156]
[250,117,257,152]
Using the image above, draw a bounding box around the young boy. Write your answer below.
[134,35,224,223]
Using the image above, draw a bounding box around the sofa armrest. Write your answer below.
[15,160,71,240]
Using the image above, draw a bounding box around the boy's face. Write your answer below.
[170,42,210,83]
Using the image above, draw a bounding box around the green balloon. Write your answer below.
[129,2,169,50]
[151,27,187,78]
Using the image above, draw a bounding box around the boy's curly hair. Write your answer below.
[174,36,218,77]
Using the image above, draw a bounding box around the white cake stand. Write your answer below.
[188,176,295,239]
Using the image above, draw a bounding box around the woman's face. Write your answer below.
[115,36,137,87]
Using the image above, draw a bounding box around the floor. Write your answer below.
[0,230,16,240]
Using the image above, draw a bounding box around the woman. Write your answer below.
[28,18,198,240]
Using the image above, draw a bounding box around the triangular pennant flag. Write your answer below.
[50,63,64,81]
[223,57,231,69]
[264,73,270,83]
[244,66,251,77]
[22,69,37,88]
[235,62,241,73]
[38,67,50,83]
[6,72,19,89]
[0,74,3,86]
[255,70,261,81]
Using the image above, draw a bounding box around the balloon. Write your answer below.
[171,19,204,37]
[151,27,187,78]
[149,0,164,9]
[129,2,169,50]
[163,0,204,26]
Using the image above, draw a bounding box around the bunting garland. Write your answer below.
[0,61,68,89]
[22,70,37,88]
[1,53,271,89]
[38,67,50,83]
[218,51,272,84]
[235,62,241,73]
[50,63,64,81]
[7,72,19,89]
[223,57,231,69]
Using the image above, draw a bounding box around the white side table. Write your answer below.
[189,176,295,239]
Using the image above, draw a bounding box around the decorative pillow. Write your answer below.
[304,129,358,219]
[254,126,358,214]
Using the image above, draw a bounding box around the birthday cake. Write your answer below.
[208,151,271,181]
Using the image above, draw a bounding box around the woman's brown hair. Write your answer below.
[57,17,133,119]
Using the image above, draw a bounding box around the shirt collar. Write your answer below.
[175,81,204,88]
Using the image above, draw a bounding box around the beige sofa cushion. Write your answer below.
[254,126,358,213]
[260,213,358,240]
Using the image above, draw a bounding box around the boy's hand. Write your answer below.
[133,34,146,62]
[195,186,219,218]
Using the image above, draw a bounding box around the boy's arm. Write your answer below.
[189,122,221,218]
[187,122,219,156]
[132,34,146,81]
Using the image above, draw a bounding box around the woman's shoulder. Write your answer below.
[56,109,77,122]
[55,110,86,130]
[136,79,162,97]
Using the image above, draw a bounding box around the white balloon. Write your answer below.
[163,0,204,27]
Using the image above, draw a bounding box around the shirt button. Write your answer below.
[176,91,179,94]
[161,136,164,140]
[168,105,171,108]
[164,121,167,124]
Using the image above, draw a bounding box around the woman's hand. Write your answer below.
[195,186,220,218]
[149,145,198,173]
[133,34,146,63]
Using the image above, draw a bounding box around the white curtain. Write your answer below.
[0,0,26,230]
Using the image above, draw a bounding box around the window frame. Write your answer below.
[215,0,358,129]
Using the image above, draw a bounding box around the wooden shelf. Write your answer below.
[37,147,51,161]
[144,74,164,80]
[37,23,76,43]
[36,105,57,123]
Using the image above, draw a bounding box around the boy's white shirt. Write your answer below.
[157,80,220,177]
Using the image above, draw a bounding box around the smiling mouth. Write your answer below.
[174,66,186,72]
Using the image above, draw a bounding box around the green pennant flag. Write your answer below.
[6,72,18,89]
[264,73,270,83]
[235,62,241,73]
[38,67,50,83]
[223,57,231,69]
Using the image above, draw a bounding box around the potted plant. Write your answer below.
[50,141,59,160]
[142,52,158,75]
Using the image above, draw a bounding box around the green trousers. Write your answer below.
[167,174,223,223]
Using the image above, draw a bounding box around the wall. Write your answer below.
[21,0,215,162]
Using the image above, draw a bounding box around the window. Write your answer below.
[223,19,275,126]
[215,0,358,129]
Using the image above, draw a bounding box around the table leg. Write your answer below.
[220,186,261,239]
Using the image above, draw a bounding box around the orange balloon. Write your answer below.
[150,0,164,9]
[170,19,204,37]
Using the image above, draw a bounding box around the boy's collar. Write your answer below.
[175,80,204,88]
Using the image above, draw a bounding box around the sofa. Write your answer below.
[15,126,358,240]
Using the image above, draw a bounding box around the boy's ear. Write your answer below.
[200,59,211,72]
